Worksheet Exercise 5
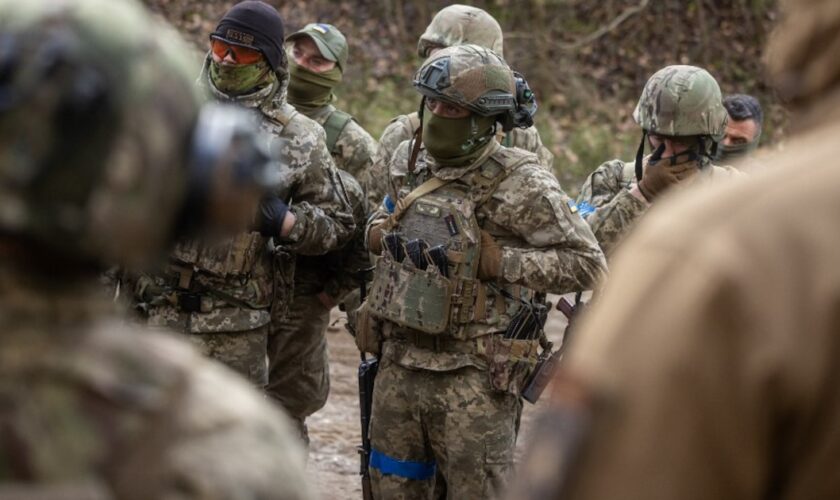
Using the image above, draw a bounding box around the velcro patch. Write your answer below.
[226,29,255,46]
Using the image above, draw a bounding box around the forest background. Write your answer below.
[142,0,782,194]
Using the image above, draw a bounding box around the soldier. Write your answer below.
[267,23,374,442]
[0,0,312,498]
[286,23,378,183]
[360,45,606,499]
[576,65,742,256]
[366,4,555,209]
[718,93,764,165]
[136,1,355,389]
[507,1,840,498]
[266,167,369,443]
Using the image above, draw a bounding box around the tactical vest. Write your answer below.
[143,105,302,331]
[368,150,536,340]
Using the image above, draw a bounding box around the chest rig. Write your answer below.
[368,151,535,340]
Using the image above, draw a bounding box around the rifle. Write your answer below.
[356,267,378,500]
[358,353,378,500]
[521,294,587,404]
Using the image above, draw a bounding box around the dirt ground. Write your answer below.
[306,297,571,499]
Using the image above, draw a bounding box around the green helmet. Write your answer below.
[417,5,504,59]
[633,65,728,141]
[0,0,275,268]
[414,44,535,131]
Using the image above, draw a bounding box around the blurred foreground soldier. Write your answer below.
[576,65,742,256]
[0,0,312,498]
[137,0,355,390]
[718,93,763,165]
[507,1,840,498]
[287,23,378,182]
[359,45,606,499]
[367,4,554,208]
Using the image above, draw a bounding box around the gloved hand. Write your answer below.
[638,159,698,202]
[478,230,503,281]
[255,196,289,239]
[367,221,389,255]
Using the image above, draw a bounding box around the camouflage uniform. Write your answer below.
[263,24,372,439]
[576,65,742,256]
[365,4,554,210]
[507,3,840,497]
[362,46,606,499]
[577,158,740,255]
[0,0,311,498]
[299,103,378,182]
[139,7,355,387]
[267,169,369,439]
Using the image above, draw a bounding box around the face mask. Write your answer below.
[422,112,497,166]
[287,60,342,108]
[209,60,273,96]
[715,139,759,163]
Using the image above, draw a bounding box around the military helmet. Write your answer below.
[414,44,537,132]
[633,65,728,142]
[417,5,504,59]
[0,0,273,268]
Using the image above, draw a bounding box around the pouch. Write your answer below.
[367,256,453,334]
[354,300,382,356]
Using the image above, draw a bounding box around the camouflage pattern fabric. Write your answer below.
[367,112,555,209]
[0,266,313,500]
[365,138,605,496]
[299,104,378,185]
[140,57,355,385]
[0,0,200,269]
[633,65,728,140]
[267,294,331,442]
[183,325,269,386]
[373,141,605,302]
[576,158,742,256]
[266,170,368,439]
[369,357,519,499]
[417,4,505,57]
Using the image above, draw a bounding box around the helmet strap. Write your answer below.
[408,97,425,175]
[635,131,647,181]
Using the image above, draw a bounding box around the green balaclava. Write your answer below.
[287,59,342,108]
[209,59,274,96]
[422,110,497,167]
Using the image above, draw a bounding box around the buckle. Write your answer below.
[177,292,202,313]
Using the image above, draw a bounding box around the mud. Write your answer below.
[306,296,572,499]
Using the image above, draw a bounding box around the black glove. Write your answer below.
[256,196,289,239]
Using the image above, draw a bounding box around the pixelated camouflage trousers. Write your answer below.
[369,357,519,500]
[184,326,268,387]
[267,294,330,433]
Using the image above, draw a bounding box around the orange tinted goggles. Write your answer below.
[210,39,264,65]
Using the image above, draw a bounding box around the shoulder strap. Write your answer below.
[501,132,513,148]
[407,112,421,135]
[392,176,450,221]
[379,175,449,231]
[466,148,536,207]
[323,110,354,154]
